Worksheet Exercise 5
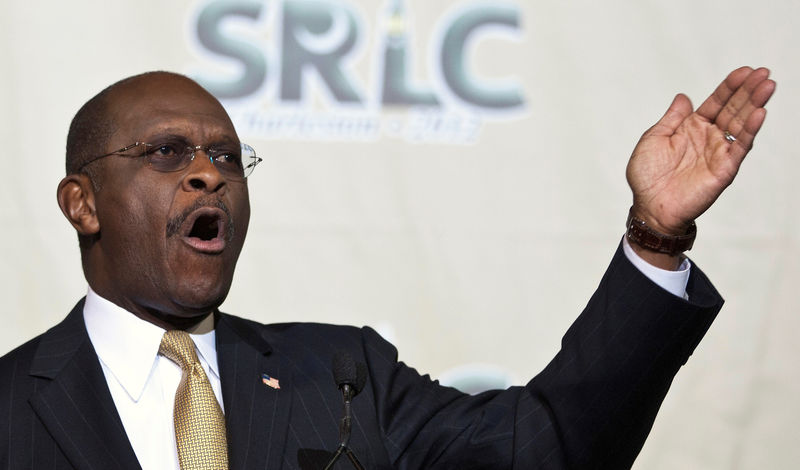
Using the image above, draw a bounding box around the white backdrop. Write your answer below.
[2,1,798,468]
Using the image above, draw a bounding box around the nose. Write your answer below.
[181,147,226,193]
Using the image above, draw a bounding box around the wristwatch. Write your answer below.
[625,208,696,256]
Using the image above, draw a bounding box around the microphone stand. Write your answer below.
[323,384,365,470]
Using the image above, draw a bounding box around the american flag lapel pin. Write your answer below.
[261,373,280,390]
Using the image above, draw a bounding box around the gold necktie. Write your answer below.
[160,330,229,470]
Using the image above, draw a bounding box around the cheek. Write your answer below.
[237,202,251,241]
[232,188,251,242]
[98,187,172,262]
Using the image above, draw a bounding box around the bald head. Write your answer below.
[65,71,228,178]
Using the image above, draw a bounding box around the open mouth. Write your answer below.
[181,207,228,253]
[190,214,221,241]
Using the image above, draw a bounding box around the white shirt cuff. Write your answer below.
[622,236,691,300]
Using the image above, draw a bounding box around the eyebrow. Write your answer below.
[140,132,239,147]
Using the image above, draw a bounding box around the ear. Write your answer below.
[57,174,100,235]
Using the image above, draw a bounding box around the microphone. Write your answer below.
[324,352,367,470]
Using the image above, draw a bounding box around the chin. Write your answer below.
[169,277,232,314]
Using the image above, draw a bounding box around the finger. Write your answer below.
[643,93,693,138]
[729,108,768,161]
[714,68,773,133]
[719,78,774,160]
[695,66,754,122]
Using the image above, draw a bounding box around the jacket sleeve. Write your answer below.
[362,244,723,469]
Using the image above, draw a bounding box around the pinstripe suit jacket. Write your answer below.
[0,246,723,469]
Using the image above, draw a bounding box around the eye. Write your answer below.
[149,143,183,158]
[143,141,190,172]
[211,149,243,167]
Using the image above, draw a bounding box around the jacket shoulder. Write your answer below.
[0,334,44,385]
[217,312,397,362]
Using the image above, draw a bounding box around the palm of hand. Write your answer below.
[626,67,775,235]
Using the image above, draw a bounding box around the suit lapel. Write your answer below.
[28,300,141,470]
[217,313,293,470]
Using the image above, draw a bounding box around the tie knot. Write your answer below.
[159,330,200,370]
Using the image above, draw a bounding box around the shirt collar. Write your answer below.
[82,288,219,402]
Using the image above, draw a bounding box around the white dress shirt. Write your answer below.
[83,289,224,470]
[81,237,690,469]
[622,236,690,299]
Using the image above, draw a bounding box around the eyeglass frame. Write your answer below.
[76,140,262,181]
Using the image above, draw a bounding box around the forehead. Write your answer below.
[106,75,238,145]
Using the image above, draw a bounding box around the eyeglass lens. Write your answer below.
[141,142,259,179]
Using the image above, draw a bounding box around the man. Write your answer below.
[0,67,775,469]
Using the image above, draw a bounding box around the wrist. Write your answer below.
[625,207,696,258]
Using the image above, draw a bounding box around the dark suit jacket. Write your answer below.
[0,246,723,469]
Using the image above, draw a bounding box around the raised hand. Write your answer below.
[626,67,776,240]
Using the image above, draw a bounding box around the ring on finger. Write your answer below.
[724,130,737,143]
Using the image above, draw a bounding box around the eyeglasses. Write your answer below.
[78,140,262,181]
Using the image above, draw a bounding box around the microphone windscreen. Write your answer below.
[332,352,358,387]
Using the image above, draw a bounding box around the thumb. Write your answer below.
[644,93,694,138]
